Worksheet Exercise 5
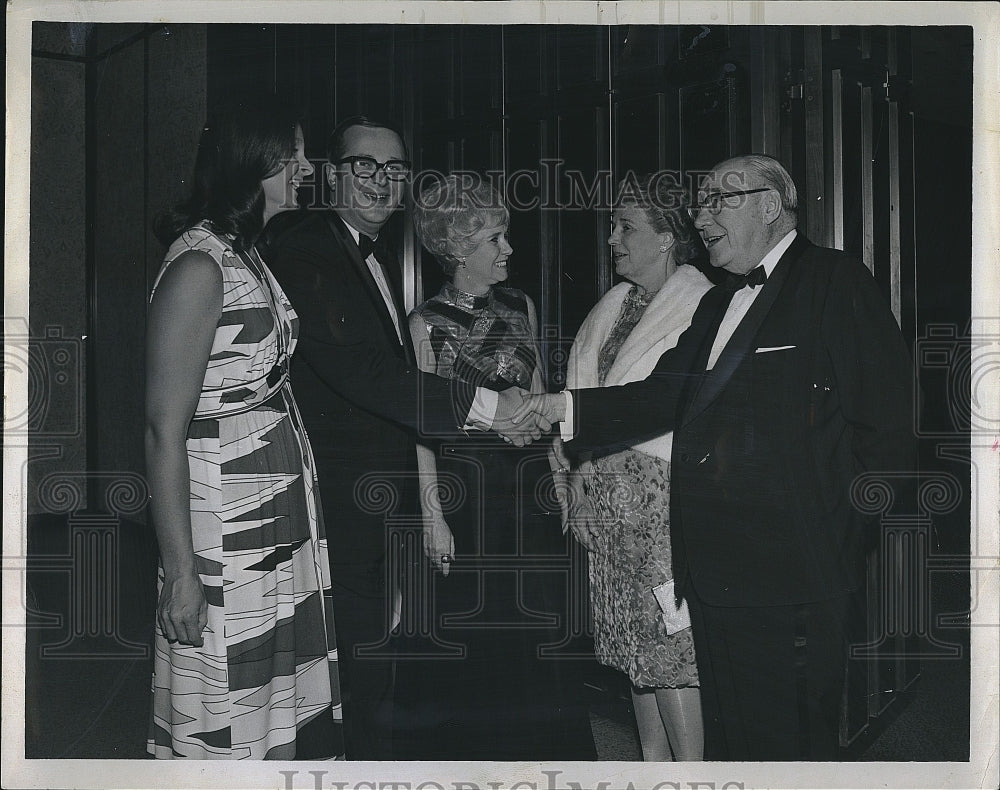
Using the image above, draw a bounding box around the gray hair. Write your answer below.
[413,174,510,275]
[717,154,799,220]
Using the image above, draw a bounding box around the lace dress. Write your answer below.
[586,285,699,689]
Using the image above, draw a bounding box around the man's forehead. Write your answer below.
[700,168,753,193]
[342,125,404,155]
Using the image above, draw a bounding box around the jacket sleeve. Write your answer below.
[268,232,476,438]
[824,259,917,479]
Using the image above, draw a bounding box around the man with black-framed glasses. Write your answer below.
[262,116,538,759]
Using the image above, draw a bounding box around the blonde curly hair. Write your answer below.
[413,174,510,275]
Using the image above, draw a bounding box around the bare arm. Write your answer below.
[145,250,222,646]
[408,312,455,575]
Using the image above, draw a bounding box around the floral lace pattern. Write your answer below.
[585,283,698,689]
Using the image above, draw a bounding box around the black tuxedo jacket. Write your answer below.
[263,210,474,592]
[569,234,916,607]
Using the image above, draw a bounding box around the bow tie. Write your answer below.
[357,234,379,261]
[725,265,767,291]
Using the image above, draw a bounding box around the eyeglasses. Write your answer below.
[335,156,411,181]
[686,188,772,219]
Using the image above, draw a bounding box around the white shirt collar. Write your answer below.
[340,218,377,245]
[758,229,797,276]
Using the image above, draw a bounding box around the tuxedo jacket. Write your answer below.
[264,210,473,592]
[569,234,916,608]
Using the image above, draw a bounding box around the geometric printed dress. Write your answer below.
[147,223,345,759]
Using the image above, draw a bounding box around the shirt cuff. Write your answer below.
[559,390,575,441]
[464,386,499,430]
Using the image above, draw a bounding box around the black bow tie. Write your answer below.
[726,265,767,291]
[357,234,378,261]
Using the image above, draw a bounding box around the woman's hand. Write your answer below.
[157,571,208,646]
[423,514,456,577]
[566,496,601,552]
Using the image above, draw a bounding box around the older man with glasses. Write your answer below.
[522,153,916,760]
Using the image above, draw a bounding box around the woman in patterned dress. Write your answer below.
[396,174,596,760]
[145,99,344,759]
[557,173,712,760]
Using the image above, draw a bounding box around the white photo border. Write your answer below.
[4,2,998,789]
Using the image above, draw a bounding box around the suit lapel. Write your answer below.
[324,212,407,355]
[682,234,810,425]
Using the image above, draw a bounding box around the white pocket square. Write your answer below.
[755,345,796,353]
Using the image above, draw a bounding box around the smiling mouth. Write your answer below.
[703,234,724,248]
[495,259,508,268]
[613,252,627,262]
[361,189,391,204]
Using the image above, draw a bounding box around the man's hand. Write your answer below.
[492,388,551,446]
[517,392,568,426]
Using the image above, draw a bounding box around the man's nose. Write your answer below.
[372,167,389,186]
[691,208,711,228]
[299,157,315,177]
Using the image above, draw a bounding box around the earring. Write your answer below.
[458,257,467,267]
[659,245,668,253]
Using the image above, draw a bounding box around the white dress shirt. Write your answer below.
[705,229,796,369]
[343,223,404,345]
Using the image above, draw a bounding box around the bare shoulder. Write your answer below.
[153,249,223,306]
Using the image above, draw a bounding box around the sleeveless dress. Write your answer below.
[586,285,699,688]
[395,283,596,760]
[146,224,345,759]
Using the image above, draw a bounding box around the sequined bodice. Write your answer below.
[597,285,656,385]
[412,283,537,391]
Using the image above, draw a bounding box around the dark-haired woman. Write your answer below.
[145,100,344,759]
[557,173,712,760]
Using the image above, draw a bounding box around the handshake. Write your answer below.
[489,389,568,447]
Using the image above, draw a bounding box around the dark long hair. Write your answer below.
[154,97,299,251]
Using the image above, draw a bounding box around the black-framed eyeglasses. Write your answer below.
[686,188,772,219]
[335,156,412,181]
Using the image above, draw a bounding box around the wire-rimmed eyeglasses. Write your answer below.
[335,156,412,181]
[686,188,772,220]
